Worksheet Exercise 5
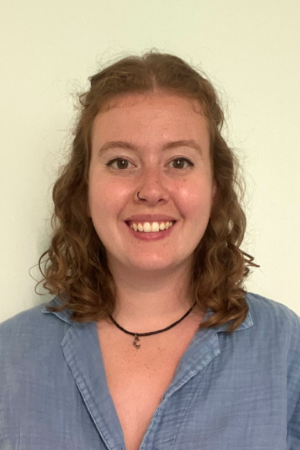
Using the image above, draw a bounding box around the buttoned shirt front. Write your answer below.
[0,293,299,449]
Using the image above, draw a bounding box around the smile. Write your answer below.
[128,221,175,233]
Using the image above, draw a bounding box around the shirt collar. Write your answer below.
[202,303,253,332]
[41,296,74,325]
[210,310,253,332]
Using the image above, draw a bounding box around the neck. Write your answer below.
[108,262,194,332]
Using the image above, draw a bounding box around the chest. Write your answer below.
[97,323,200,450]
[105,357,176,450]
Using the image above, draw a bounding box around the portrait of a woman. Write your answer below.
[0,52,299,450]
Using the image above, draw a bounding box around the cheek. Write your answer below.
[88,178,131,220]
[175,180,214,217]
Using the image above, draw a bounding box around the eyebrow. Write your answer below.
[99,139,203,155]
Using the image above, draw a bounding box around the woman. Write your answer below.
[0,52,299,450]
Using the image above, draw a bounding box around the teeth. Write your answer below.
[143,222,151,232]
[130,221,174,233]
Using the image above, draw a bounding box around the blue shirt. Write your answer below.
[0,293,299,449]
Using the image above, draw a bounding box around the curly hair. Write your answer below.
[38,51,257,332]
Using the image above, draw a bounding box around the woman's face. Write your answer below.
[88,91,215,276]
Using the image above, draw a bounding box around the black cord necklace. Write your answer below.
[109,302,196,349]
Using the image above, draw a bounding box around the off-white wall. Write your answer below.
[1,0,299,322]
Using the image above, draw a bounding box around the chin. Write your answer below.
[128,254,190,274]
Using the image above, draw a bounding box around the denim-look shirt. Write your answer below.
[0,293,299,449]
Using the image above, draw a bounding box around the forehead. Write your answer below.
[92,91,209,147]
[101,90,203,111]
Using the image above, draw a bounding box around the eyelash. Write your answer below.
[106,157,194,170]
[106,158,134,170]
[168,158,194,169]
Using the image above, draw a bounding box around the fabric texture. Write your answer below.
[0,293,299,450]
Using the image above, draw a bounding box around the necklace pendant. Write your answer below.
[133,334,140,349]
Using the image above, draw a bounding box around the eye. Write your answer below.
[106,158,133,169]
[169,158,194,169]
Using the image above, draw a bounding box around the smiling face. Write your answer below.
[88,91,215,277]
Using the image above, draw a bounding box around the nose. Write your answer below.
[135,167,169,205]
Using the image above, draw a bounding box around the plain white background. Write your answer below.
[1,0,299,322]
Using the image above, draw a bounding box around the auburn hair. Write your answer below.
[38,51,257,332]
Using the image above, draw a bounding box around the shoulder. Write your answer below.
[245,292,300,350]
[246,292,300,329]
[0,299,75,414]
[0,299,71,362]
[0,298,69,333]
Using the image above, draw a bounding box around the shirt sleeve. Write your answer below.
[286,310,300,449]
